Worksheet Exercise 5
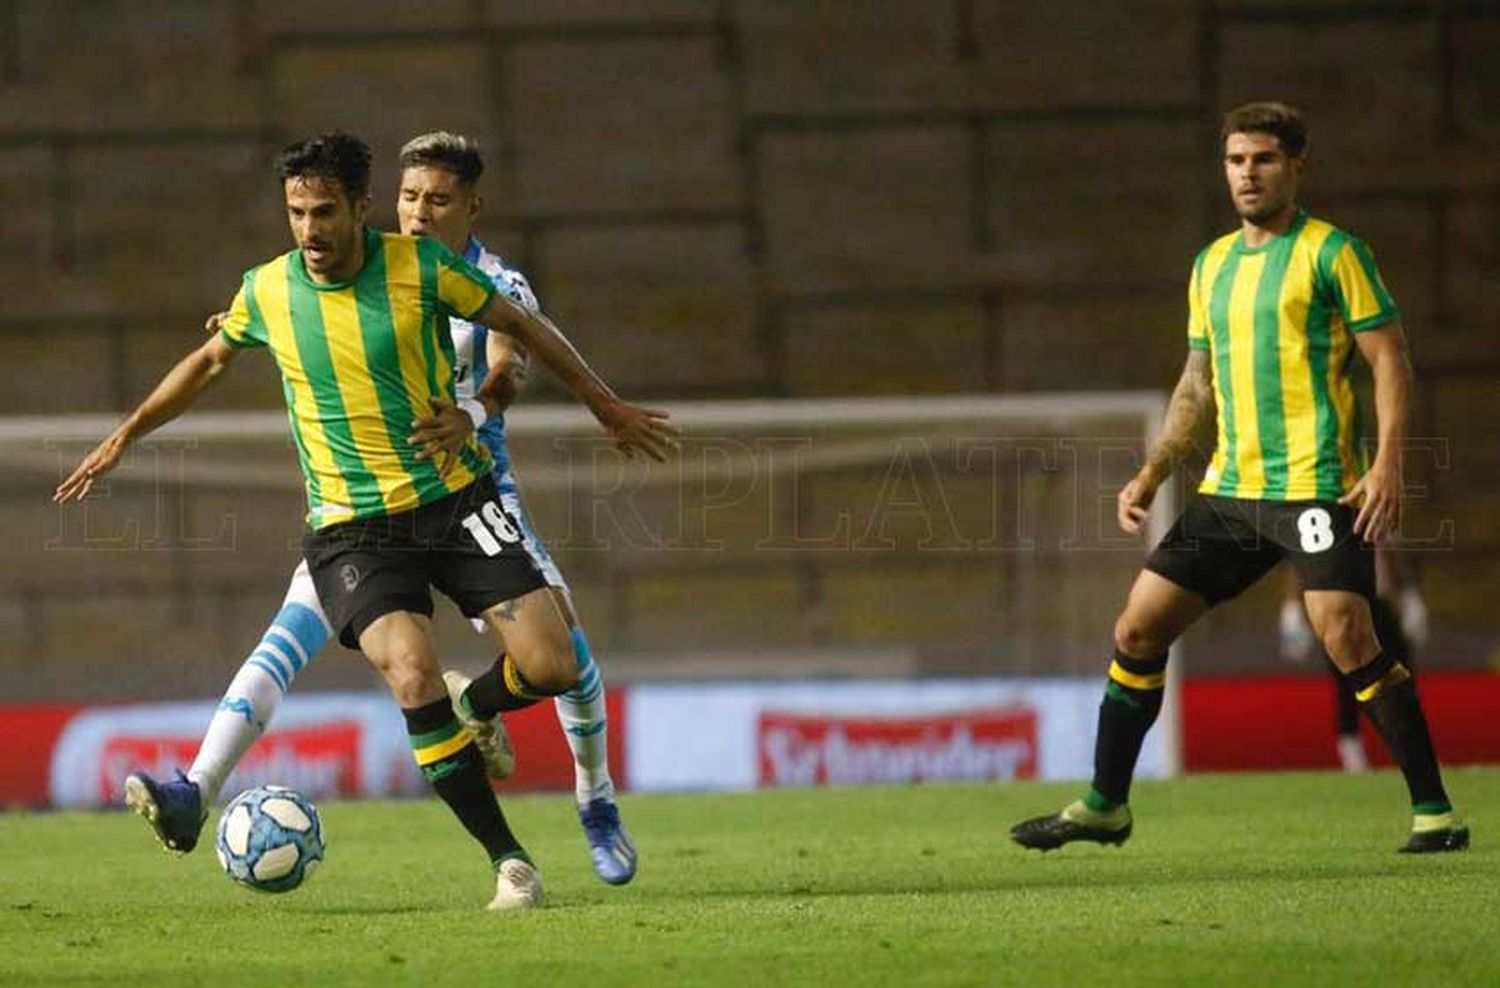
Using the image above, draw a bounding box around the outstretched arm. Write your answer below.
[1118,349,1215,533]
[1340,322,1411,542]
[53,334,241,502]
[472,293,677,461]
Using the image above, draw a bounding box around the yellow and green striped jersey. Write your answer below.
[220,228,498,529]
[1186,211,1399,501]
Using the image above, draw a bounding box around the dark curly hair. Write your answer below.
[274,131,372,201]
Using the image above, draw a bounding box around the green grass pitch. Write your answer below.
[2,767,1495,986]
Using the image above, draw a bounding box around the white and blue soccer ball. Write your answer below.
[215,785,325,893]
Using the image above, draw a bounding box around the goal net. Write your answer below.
[0,393,1181,774]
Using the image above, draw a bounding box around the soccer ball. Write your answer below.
[215,785,325,893]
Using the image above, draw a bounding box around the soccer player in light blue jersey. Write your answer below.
[125,132,638,886]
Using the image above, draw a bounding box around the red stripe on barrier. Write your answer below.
[492,689,628,792]
[0,705,80,806]
[1182,670,1500,772]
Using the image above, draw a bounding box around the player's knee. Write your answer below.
[369,636,442,705]
[520,643,579,695]
[383,663,443,707]
[534,650,579,695]
[1113,614,1167,659]
[1314,601,1378,666]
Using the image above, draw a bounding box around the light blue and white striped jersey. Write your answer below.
[451,235,540,494]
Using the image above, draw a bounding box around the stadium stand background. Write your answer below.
[1,0,1496,701]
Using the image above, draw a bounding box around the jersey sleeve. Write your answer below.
[217,271,269,348]
[433,244,499,321]
[1186,249,1210,351]
[499,267,541,314]
[1325,236,1400,333]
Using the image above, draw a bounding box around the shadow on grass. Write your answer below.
[297,904,441,916]
[652,853,1437,901]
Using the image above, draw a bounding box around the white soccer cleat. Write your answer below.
[443,670,516,779]
[487,858,543,911]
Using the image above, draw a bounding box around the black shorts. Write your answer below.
[1144,494,1375,606]
[303,475,547,648]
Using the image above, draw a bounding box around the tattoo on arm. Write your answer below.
[493,599,520,622]
[1146,350,1215,476]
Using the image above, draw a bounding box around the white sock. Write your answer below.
[188,570,331,805]
[188,660,284,806]
[553,627,614,805]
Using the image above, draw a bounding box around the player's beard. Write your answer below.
[1237,193,1290,226]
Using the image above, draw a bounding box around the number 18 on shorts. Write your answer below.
[303,475,547,647]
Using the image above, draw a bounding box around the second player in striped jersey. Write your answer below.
[1187,207,1398,501]
[1011,101,1466,856]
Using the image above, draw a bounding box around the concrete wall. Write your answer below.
[2,1,1496,697]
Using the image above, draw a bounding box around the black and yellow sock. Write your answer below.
[464,652,560,717]
[1332,597,1411,738]
[404,696,524,866]
[1089,649,1167,808]
[1346,650,1451,813]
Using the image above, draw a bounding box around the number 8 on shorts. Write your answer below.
[1297,507,1335,553]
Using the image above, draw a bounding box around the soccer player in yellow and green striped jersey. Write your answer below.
[1011,102,1466,855]
[217,213,497,529]
[1187,199,1397,502]
[55,132,679,908]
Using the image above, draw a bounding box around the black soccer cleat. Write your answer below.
[1010,811,1132,852]
[123,770,207,854]
[1398,825,1469,854]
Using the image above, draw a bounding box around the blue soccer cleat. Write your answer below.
[123,770,207,854]
[579,798,637,886]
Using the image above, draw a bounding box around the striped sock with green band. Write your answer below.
[1091,650,1168,806]
[1412,802,1454,821]
[403,696,524,865]
[1347,653,1451,810]
[492,848,534,871]
[1083,788,1119,814]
